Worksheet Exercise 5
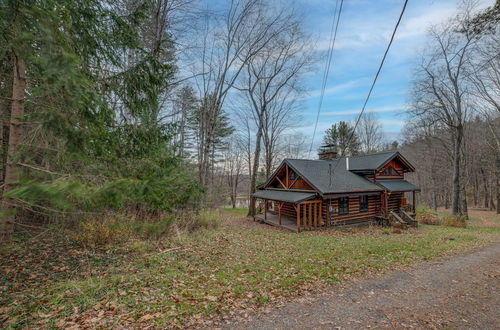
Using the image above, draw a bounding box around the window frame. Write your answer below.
[289,170,297,180]
[359,195,368,212]
[339,197,349,214]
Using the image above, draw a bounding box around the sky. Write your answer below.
[294,0,494,148]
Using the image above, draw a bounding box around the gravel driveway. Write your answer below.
[225,244,500,329]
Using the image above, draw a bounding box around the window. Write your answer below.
[381,166,399,176]
[289,170,297,180]
[360,195,368,212]
[339,197,349,214]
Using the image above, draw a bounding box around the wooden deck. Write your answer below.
[254,213,298,232]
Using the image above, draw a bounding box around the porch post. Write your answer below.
[264,200,267,221]
[278,202,282,225]
[303,203,307,229]
[296,204,300,232]
[412,191,416,213]
[251,197,256,220]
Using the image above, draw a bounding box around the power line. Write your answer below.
[308,0,344,157]
[330,0,409,176]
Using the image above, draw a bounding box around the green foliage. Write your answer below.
[222,207,249,215]
[132,217,176,240]
[322,121,361,156]
[0,0,203,223]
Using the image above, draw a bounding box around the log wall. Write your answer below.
[323,194,381,225]
[387,192,404,212]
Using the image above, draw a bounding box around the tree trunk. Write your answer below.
[460,184,468,219]
[432,189,438,211]
[451,129,462,216]
[248,124,263,216]
[480,167,489,208]
[265,146,272,179]
[1,53,26,241]
[472,173,478,206]
[444,190,449,209]
[497,153,500,214]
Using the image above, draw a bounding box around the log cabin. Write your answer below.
[251,150,420,232]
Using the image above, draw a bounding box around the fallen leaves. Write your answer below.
[1,222,498,329]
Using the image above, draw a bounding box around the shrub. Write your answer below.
[416,205,441,225]
[69,216,133,248]
[418,213,441,225]
[442,216,467,228]
[132,217,175,239]
[174,209,222,233]
[68,209,222,248]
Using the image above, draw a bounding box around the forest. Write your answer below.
[0,0,498,245]
[0,0,499,241]
[1,0,499,328]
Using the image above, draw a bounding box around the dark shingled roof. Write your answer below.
[377,179,420,192]
[253,190,317,203]
[259,151,419,196]
[285,158,383,194]
[347,151,399,171]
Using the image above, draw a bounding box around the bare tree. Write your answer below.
[357,112,384,154]
[468,20,500,213]
[192,0,292,186]
[235,11,313,215]
[261,94,302,177]
[408,2,481,217]
[223,139,244,208]
[279,132,308,160]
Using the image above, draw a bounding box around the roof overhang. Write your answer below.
[252,190,317,203]
[378,179,420,192]
[377,152,415,172]
[322,191,382,199]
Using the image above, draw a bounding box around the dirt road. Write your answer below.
[226,244,500,329]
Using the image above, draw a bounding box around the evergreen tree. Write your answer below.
[322,121,361,156]
[174,86,199,158]
[0,0,201,240]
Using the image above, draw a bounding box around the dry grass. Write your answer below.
[441,216,467,228]
[1,210,499,328]
[66,209,223,248]
[417,213,441,225]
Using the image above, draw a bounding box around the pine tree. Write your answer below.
[322,121,361,156]
[0,0,201,240]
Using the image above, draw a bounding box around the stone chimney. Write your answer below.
[318,145,337,160]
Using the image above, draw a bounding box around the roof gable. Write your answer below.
[260,151,416,196]
[348,151,414,172]
[263,162,315,191]
[285,158,382,195]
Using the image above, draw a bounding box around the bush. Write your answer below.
[416,205,441,225]
[68,209,222,247]
[69,216,133,248]
[174,209,222,233]
[417,213,441,225]
[442,216,467,228]
[132,217,175,239]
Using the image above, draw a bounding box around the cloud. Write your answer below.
[380,119,406,128]
[301,77,370,100]
[322,105,407,116]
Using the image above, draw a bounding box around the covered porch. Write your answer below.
[378,179,420,225]
[252,190,323,232]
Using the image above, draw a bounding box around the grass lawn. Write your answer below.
[1,211,499,328]
[221,207,249,216]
